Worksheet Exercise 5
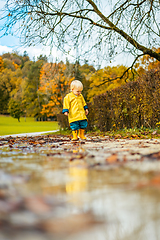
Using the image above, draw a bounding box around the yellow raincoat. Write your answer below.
[62,92,88,123]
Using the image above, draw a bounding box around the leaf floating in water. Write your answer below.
[40,212,102,235]
[106,154,118,164]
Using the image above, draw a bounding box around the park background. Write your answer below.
[0,50,160,136]
[0,0,160,136]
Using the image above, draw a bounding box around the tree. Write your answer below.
[8,99,23,121]
[0,52,46,117]
[39,62,74,116]
[0,53,26,114]
[88,65,133,101]
[1,52,30,69]
[135,48,160,76]
[0,67,20,114]
[21,59,45,117]
[72,61,95,101]
[0,0,159,72]
[37,54,48,62]
[0,57,4,72]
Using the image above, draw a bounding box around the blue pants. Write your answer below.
[70,120,88,130]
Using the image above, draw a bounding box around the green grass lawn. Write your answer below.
[0,115,59,135]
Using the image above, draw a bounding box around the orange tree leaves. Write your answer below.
[39,62,74,117]
[135,48,160,76]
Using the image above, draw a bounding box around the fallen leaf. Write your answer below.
[131,134,138,138]
[41,212,102,234]
[25,197,51,214]
[150,175,160,186]
[106,154,118,163]
[143,151,160,161]
[0,190,7,199]
[115,134,122,139]
[152,131,157,135]
[123,155,127,162]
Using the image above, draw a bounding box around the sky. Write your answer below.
[0,35,134,67]
[0,22,73,64]
[0,35,69,63]
[0,1,77,64]
[0,0,134,68]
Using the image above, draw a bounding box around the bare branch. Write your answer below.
[86,0,160,61]
[89,53,145,89]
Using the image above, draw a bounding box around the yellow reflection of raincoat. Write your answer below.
[63,92,88,124]
[66,160,88,206]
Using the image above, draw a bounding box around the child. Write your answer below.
[62,80,89,140]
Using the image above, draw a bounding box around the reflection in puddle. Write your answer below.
[87,188,160,240]
[66,160,88,206]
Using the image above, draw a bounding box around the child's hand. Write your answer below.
[64,112,68,116]
[85,109,89,115]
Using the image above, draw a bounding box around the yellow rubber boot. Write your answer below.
[78,129,86,140]
[72,130,78,141]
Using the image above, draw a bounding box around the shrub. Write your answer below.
[92,67,160,131]
[86,102,95,131]
[57,112,69,130]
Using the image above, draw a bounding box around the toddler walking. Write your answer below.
[62,80,89,140]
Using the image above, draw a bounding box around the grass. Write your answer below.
[1,114,159,139]
[54,127,160,139]
[0,115,59,135]
[87,127,160,139]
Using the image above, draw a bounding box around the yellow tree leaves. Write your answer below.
[39,62,74,116]
[88,49,160,103]
[88,65,130,101]
[12,61,19,70]
[0,57,4,72]
[136,48,160,75]
[0,67,23,113]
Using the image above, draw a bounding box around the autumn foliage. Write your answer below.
[88,65,134,101]
[0,57,4,72]
[39,62,74,117]
[88,64,160,131]
[0,50,160,128]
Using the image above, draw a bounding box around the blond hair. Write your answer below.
[70,80,83,91]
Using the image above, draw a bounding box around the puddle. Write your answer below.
[0,136,160,240]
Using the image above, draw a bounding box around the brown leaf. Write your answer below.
[150,175,160,186]
[123,155,127,162]
[0,190,7,200]
[131,134,138,138]
[123,136,129,139]
[106,154,118,163]
[41,212,101,234]
[115,134,122,139]
[144,151,160,160]
[152,131,157,135]
[136,175,160,189]
[25,197,51,214]
[0,198,23,213]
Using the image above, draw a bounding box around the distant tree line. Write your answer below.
[0,52,96,120]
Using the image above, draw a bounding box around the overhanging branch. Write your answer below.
[87,0,160,61]
[89,54,145,89]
